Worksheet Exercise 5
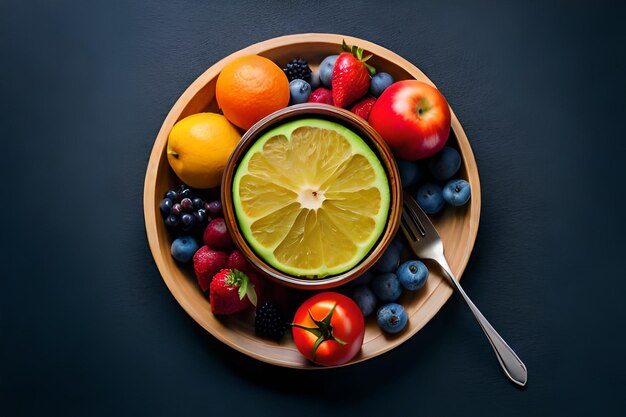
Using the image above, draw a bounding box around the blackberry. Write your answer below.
[254,302,287,340]
[283,58,312,83]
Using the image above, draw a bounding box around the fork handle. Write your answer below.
[438,259,528,387]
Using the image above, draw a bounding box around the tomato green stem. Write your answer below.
[290,302,346,362]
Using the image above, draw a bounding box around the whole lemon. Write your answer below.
[167,112,241,189]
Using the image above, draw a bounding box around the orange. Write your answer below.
[167,112,241,189]
[215,55,290,130]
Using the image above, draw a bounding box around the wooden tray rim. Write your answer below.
[143,33,481,368]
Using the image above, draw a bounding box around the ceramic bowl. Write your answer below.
[220,103,402,290]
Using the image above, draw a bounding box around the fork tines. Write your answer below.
[401,191,441,238]
[401,208,424,243]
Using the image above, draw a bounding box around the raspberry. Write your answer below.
[228,249,249,273]
[307,87,333,105]
[202,218,232,249]
[350,97,376,120]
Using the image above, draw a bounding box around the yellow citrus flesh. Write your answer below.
[232,118,390,278]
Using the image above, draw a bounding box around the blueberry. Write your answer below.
[396,260,429,291]
[179,187,193,199]
[377,303,408,334]
[180,197,193,211]
[194,208,208,225]
[309,69,320,90]
[319,55,338,88]
[159,198,173,216]
[351,285,377,316]
[371,273,403,302]
[373,244,401,273]
[396,159,421,188]
[171,203,183,216]
[347,268,374,288]
[192,197,204,209]
[443,179,471,206]
[369,72,394,97]
[170,236,200,263]
[289,79,311,104]
[180,212,195,231]
[164,190,177,200]
[390,232,406,253]
[206,200,223,217]
[165,214,179,228]
[428,147,461,181]
[416,183,445,214]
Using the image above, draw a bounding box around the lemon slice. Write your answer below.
[232,118,390,278]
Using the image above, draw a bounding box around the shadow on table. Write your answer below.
[191,296,462,404]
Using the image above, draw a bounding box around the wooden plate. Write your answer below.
[143,33,481,368]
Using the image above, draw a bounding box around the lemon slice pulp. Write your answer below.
[232,118,390,278]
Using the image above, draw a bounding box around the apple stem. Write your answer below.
[416,99,431,118]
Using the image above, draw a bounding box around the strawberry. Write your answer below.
[331,40,376,108]
[307,87,334,105]
[350,97,376,120]
[209,269,258,315]
[192,245,229,292]
[227,249,250,273]
[202,218,232,249]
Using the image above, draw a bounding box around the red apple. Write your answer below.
[368,80,451,160]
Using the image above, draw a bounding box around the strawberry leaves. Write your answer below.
[342,39,376,76]
[210,268,258,315]
[228,269,258,307]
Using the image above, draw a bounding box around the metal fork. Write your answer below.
[400,191,527,387]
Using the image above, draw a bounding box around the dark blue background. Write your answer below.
[2,0,625,415]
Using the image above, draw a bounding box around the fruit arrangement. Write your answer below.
[154,38,473,366]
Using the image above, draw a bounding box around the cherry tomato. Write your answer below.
[291,291,365,366]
